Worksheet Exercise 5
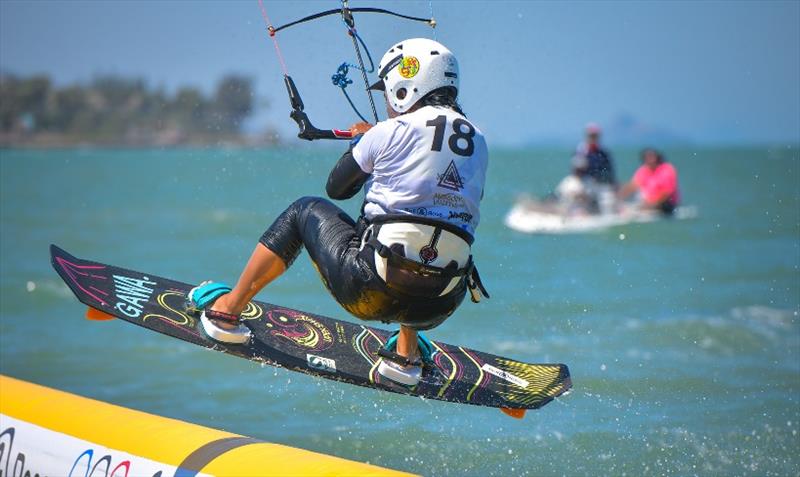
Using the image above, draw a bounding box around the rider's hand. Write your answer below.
[350,122,373,136]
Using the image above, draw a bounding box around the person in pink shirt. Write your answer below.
[618,148,680,214]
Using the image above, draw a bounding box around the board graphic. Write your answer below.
[51,245,571,416]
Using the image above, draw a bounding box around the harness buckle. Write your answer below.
[466,264,490,303]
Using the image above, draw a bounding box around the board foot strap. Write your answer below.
[377,347,422,367]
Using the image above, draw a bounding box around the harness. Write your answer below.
[359,214,489,303]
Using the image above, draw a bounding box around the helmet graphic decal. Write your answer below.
[399,56,420,79]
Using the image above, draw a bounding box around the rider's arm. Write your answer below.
[617,180,638,200]
[326,147,370,200]
[326,122,375,200]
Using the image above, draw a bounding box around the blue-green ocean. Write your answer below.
[1,145,798,476]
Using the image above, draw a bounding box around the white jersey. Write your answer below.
[352,105,488,236]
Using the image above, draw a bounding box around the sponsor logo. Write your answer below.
[381,54,403,78]
[448,211,474,223]
[266,309,334,351]
[433,192,466,208]
[398,56,420,78]
[481,363,529,388]
[113,274,156,318]
[419,227,442,265]
[437,160,464,191]
[2,422,166,477]
[403,207,444,219]
[307,354,337,373]
[335,322,347,344]
[419,245,438,264]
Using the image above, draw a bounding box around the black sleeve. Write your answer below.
[326,147,370,200]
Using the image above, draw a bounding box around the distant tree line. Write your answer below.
[0,73,272,146]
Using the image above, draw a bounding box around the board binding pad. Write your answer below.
[52,245,571,417]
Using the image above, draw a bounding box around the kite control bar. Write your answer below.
[284,75,353,141]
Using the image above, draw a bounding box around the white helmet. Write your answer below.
[368,38,459,114]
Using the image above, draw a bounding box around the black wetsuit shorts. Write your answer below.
[259,196,467,330]
[659,200,676,216]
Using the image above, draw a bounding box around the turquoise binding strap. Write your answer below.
[417,332,434,363]
[190,282,232,309]
[383,330,435,364]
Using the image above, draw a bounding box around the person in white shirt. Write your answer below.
[187,38,489,385]
[555,154,599,215]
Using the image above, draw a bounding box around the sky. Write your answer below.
[1,0,798,146]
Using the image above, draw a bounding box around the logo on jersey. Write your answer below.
[434,192,466,208]
[399,56,420,78]
[448,211,474,224]
[437,160,464,191]
[403,207,444,219]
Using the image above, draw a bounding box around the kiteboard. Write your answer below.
[50,245,571,418]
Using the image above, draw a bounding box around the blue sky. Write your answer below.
[1,0,798,146]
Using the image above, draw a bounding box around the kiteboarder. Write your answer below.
[188,38,489,386]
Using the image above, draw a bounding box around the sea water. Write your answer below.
[1,145,798,476]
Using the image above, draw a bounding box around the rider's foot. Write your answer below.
[377,330,435,386]
[378,358,422,386]
[188,281,251,344]
[205,294,241,330]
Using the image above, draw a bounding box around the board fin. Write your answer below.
[86,307,116,321]
[500,407,526,419]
